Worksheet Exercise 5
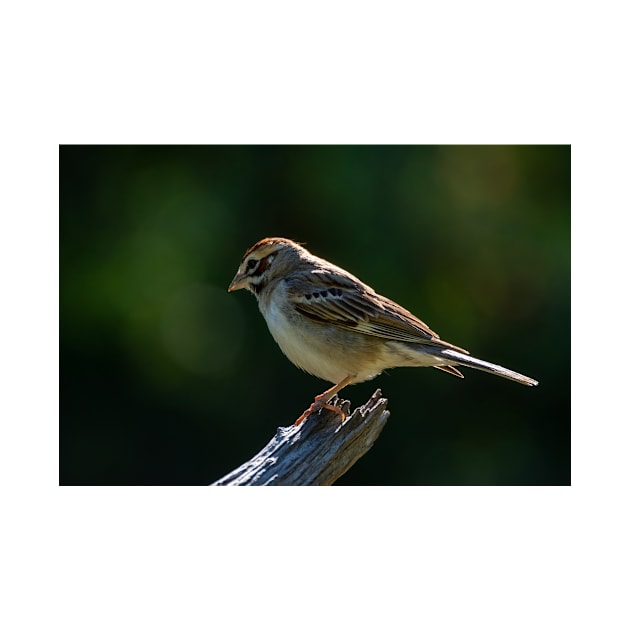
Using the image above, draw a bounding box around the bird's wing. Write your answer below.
[285,270,469,353]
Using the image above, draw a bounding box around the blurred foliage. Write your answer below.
[60,145,570,485]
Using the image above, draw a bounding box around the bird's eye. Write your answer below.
[246,259,258,270]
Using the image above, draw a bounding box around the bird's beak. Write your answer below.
[228,271,248,292]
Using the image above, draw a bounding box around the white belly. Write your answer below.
[260,297,353,384]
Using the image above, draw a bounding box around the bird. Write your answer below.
[228,237,538,426]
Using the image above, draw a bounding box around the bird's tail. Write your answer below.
[436,348,539,387]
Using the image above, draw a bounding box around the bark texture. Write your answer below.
[211,389,390,486]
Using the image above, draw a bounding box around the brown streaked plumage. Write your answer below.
[229,237,538,426]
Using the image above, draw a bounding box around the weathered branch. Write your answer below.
[211,389,390,486]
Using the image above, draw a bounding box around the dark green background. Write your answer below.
[60,145,570,485]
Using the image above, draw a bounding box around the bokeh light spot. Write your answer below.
[161,284,245,377]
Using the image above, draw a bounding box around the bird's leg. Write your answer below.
[293,375,355,426]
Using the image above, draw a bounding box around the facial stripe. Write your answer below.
[250,254,274,278]
[244,253,276,296]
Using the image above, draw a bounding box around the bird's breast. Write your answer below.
[258,292,374,384]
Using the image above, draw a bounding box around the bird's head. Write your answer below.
[228,237,309,296]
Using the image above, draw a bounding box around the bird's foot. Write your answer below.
[293,394,345,426]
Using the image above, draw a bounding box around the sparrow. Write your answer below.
[229,237,538,425]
